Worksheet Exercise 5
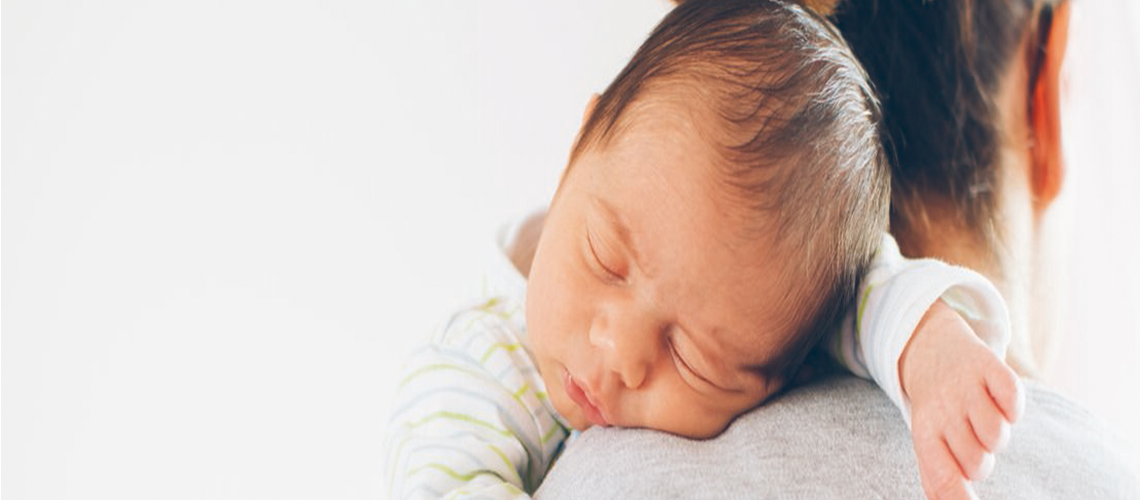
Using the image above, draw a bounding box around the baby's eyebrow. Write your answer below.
[590,195,645,274]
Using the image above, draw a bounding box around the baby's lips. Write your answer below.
[562,368,610,427]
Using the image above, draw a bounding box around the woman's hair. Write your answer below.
[831,0,1058,256]
[569,0,889,381]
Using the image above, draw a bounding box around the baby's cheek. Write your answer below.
[525,291,560,356]
[639,384,726,438]
[664,411,734,439]
[527,284,570,344]
[654,381,770,438]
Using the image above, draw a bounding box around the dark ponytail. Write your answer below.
[831,0,1057,252]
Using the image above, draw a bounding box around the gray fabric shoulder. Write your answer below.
[536,375,1140,500]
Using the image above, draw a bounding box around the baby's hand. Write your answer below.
[899,300,1025,500]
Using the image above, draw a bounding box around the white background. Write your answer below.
[3,1,1138,498]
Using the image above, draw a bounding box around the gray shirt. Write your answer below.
[536,375,1140,499]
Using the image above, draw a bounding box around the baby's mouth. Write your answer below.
[562,368,610,427]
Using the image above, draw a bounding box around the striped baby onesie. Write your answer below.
[384,216,1011,500]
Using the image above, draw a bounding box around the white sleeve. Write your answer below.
[383,301,570,500]
[825,233,1012,425]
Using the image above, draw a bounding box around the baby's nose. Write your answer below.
[588,310,661,389]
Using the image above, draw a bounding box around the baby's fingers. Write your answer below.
[915,434,978,500]
[947,416,995,481]
[984,357,1025,423]
[969,390,1012,453]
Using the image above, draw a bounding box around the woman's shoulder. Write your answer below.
[537,374,1140,500]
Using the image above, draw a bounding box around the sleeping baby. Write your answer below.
[385,1,1023,499]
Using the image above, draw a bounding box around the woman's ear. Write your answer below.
[1030,1,1071,211]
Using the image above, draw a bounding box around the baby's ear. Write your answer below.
[582,93,600,127]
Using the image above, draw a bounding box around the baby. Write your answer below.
[385,1,1022,500]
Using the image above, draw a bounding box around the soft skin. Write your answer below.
[525,102,790,439]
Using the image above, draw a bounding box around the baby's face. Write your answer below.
[526,115,798,438]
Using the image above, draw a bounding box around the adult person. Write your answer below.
[535,1,1140,499]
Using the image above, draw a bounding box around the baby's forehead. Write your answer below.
[576,178,798,360]
[580,95,790,250]
[607,119,784,233]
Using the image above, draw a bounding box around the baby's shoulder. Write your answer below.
[399,295,547,423]
[415,295,534,378]
[434,295,526,346]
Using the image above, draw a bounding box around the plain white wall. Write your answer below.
[1046,0,1140,449]
[2,1,1137,499]
[3,1,670,498]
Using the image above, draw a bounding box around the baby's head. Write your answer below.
[526,0,888,438]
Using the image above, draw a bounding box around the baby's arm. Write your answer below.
[384,301,569,500]
[827,234,1024,500]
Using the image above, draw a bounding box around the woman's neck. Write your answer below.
[891,197,1041,378]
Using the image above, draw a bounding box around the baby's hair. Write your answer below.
[569,0,889,383]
